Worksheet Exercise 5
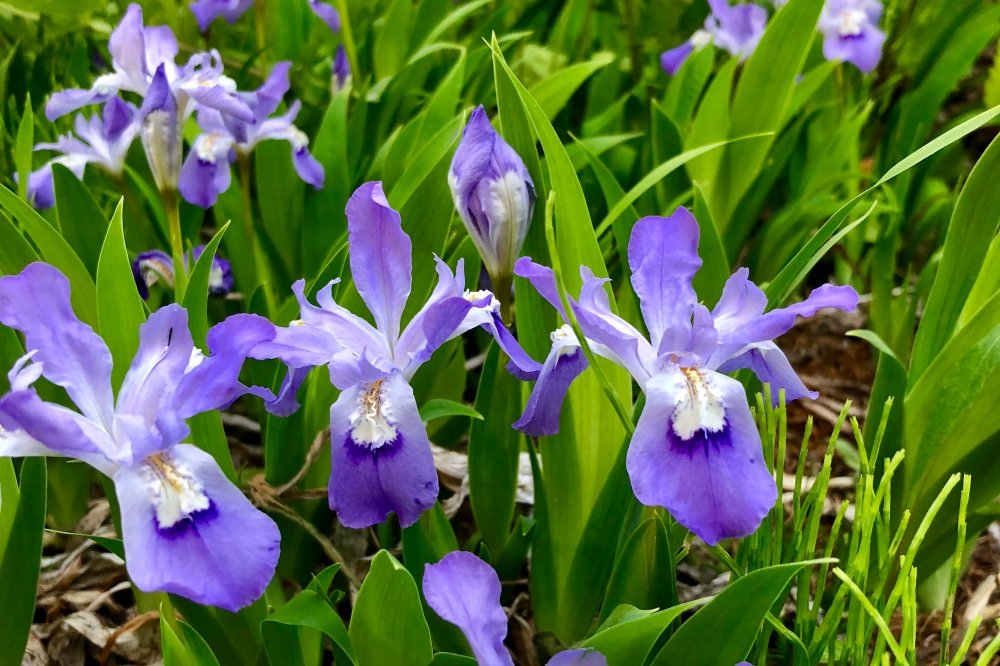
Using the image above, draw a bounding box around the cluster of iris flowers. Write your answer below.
[2,0,864,657]
[662,0,885,75]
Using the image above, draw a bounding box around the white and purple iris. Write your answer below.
[514,208,859,545]
[0,263,280,611]
[46,4,255,193]
[818,0,885,73]
[179,62,325,209]
[661,0,768,75]
[18,97,138,210]
[423,551,607,666]
[132,246,235,300]
[448,106,536,290]
[250,182,530,529]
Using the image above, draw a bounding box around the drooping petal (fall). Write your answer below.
[423,551,514,666]
[114,444,280,611]
[626,367,776,545]
[328,373,437,528]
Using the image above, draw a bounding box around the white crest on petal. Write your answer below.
[836,8,867,36]
[690,29,713,49]
[550,324,580,357]
[349,380,397,449]
[671,367,726,439]
[141,451,211,529]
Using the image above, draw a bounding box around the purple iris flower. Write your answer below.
[448,106,536,290]
[661,0,768,75]
[250,182,530,528]
[189,0,254,32]
[132,246,234,300]
[818,0,885,73]
[16,97,138,210]
[0,263,280,611]
[423,551,607,666]
[308,0,341,33]
[514,208,859,545]
[46,4,253,126]
[332,45,351,95]
[179,62,324,208]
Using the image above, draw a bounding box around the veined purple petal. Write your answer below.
[628,209,702,352]
[175,314,277,417]
[626,368,776,545]
[46,87,118,121]
[108,4,149,89]
[661,42,694,75]
[513,335,587,437]
[293,279,389,366]
[346,182,412,345]
[184,83,256,124]
[253,61,292,119]
[396,256,466,362]
[308,0,341,32]
[513,257,567,319]
[0,263,115,429]
[142,26,180,77]
[718,341,817,405]
[572,268,656,385]
[422,551,513,666]
[0,386,117,475]
[399,296,474,376]
[265,365,312,417]
[547,649,608,666]
[328,373,437,528]
[116,305,194,460]
[115,444,280,611]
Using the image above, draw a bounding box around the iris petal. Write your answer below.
[626,368,776,545]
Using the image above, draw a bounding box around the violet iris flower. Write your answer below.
[46,4,252,125]
[661,0,768,75]
[514,208,859,544]
[250,182,530,528]
[17,97,138,210]
[189,0,254,32]
[448,106,536,292]
[0,263,280,610]
[308,0,341,33]
[179,62,324,208]
[818,0,885,73]
[132,246,234,300]
[423,551,606,666]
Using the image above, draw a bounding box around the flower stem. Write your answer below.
[163,187,187,302]
[237,154,277,315]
